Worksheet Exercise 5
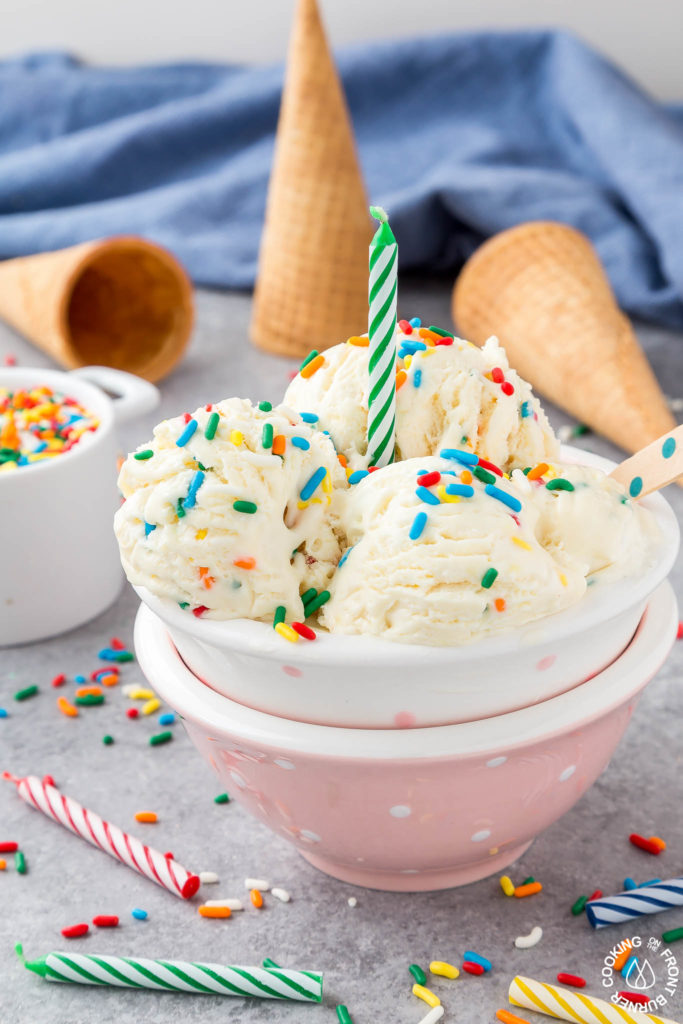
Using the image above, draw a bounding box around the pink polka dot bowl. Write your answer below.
[133,449,678,729]
[134,580,677,891]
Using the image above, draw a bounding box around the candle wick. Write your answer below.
[369,205,388,223]
[1,771,19,783]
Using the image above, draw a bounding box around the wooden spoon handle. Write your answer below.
[609,423,683,497]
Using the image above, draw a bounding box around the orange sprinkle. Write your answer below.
[514,881,543,898]
[494,598,506,612]
[199,905,232,919]
[613,941,633,971]
[396,369,407,390]
[337,453,348,468]
[57,696,78,718]
[300,354,325,379]
[74,686,102,699]
[250,888,264,909]
[649,836,667,851]
[233,557,256,570]
[347,335,369,347]
[134,812,158,824]
[496,1011,531,1024]
[527,462,549,481]
[418,328,439,344]
[100,674,119,687]
[0,859,5,870]
[272,434,286,456]
[198,567,215,589]
[460,469,473,484]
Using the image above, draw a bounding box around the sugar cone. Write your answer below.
[0,236,194,382]
[452,221,675,454]
[250,0,371,359]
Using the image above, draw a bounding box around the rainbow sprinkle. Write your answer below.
[183,471,205,510]
[485,484,522,513]
[410,512,428,540]
[0,385,99,471]
[176,419,198,447]
[300,467,327,502]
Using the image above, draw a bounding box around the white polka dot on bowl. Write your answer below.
[559,765,576,781]
[389,805,412,818]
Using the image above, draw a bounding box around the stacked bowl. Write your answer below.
[133,449,679,891]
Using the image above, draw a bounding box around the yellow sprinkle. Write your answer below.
[230,430,243,446]
[421,347,436,357]
[404,354,412,368]
[412,984,440,1008]
[430,961,459,980]
[500,875,515,896]
[559,572,568,586]
[275,622,299,644]
[297,498,322,509]
[128,687,155,701]
[512,536,532,551]
[437,483,460,504]
[195,529,207,540]
[321,471,332,495]
[142,698,161,716]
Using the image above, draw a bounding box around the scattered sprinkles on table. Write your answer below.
[0,385,99,472]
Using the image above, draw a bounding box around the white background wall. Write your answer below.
[1,0,681,100]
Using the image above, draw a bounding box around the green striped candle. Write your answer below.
[367,205,398,468]
[18,946,322,1002]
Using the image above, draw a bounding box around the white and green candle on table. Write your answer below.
[367,205,398,468]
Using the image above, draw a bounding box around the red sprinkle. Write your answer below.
[618,992,650,1006]
[183,412,191,423]
[51,673,66,688]
[398,319,413,334]
[477,457,503,477]
[501,381,515,396]
[556,973,586,988]
[0,842,19,853]
[491,367,505,383]
[292,622,316,641]
[435,336,454,346]
[463,961,485,976]
[192,605,208,618]
[677,621,683,639]
[4,354,16,366]
[110,637,125,650]
[588,889,603,901]
[367,466,379,473]
[417,471,441,487]
[61,923,90,939]
[629,833,661,855]
[205,404,213,412]
[92,915,119,928]
[126,707,139,719]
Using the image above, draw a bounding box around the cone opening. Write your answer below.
[65,243,192,380]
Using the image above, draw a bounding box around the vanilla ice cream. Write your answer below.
[115,398,346,621]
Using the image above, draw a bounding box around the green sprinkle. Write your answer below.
[102,734,114,745]
[522,467,531,475]
[176,498,186,518]
[409,964,427,985]
[75,694,105,706]
[179,601,189,609]
[262,423,274,449]
[303,590,331,616]
[263,958,281,969]
[301,588,317,605]
[428,325,453,338]
[258,401,273,412]
[113,651,134,663]
[233,500,257,514]
[204,412,219,440]
[546,478,575,492]
[571,894,588,915]
[214,793,230,804]
[572,423,590,437]
[14,685,38,701]
[481,568,498,589]
[336,1007,353,1024]
[273,606,286,628]
[521,876,535,885]
[134,449,154,460]
[299,350,319,372]
[473,466,496,485]
[662,926,683,943]
[15,851,26,874]
[149,730,173,746]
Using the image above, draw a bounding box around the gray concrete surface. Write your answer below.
[1,280,682,1024]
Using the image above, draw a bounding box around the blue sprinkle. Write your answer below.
[183,470,205,510]
[416,486,440,506]
[622,955,639,980]
[520,401,532,418]
[485,484,522,513]
[74,674,86,684]
[413,369,422,388]
[131,908,148,920]
[98,648,116,660]
[409,317,421,328]
[440,448,478,466]
[300,412,319,424]
[446,483,475,498]
[623,877,638,890]
[176,419,198,447]
[144,522,156,537]
[464,951,492,972]
[639,878,661,888]
[0,708,8,718]
[159,712,175,726]
[348,470,369,485]
[291,436,311,450]
[33,441,47,453]
[300,466,327,502]
[409,511,428,540]
[338,546,353,568]
[399,340,427,355]
[17,455,28,465]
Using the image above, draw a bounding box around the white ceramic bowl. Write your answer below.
[135,445,679,728]
[0,365,158,645]
[134,581,678,891]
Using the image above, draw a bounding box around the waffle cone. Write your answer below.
[0,236,194,382]
[453,221,675,453]
[250,0,371,359]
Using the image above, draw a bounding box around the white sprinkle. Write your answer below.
[557,424,573,442]
[668,396,683,412]
[199,871,219,884]
[347,897,357,908]
[514,925,543,949]
[121,684,139,696]
[418,1007,444,1024]
[271,887,290,903]
[204,899,244,911]
[245,877,270,891]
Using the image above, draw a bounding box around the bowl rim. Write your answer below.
[134,445,680,665]
[134,580,677,761]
